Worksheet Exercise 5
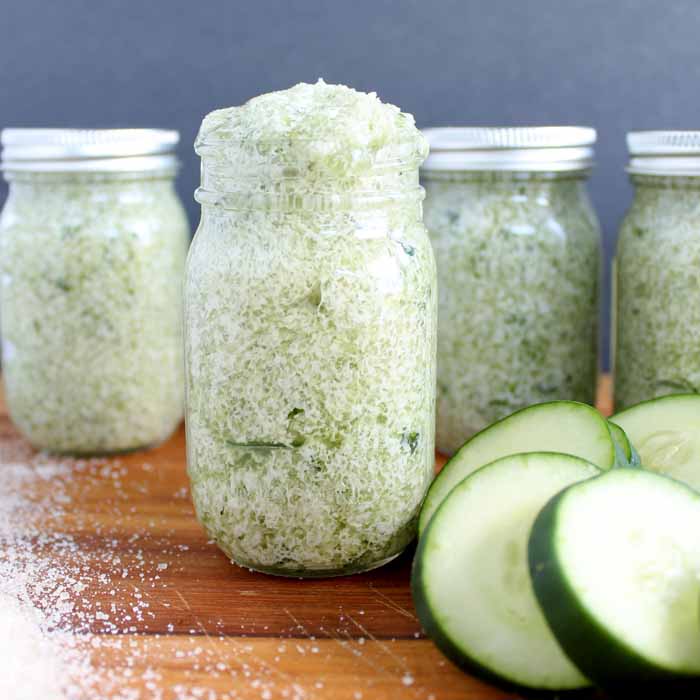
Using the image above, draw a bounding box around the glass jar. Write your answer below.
[422,128,601,454]
[615,131,700,409]
[0,129,189,454]
[185,82,436,577]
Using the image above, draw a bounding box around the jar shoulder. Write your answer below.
[0,180,189,236]
[618,188,700,251]
[0,187,189,254]
[423,178,600,244]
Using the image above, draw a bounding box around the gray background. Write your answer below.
[0,0,696,368]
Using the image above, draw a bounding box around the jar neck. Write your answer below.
[629,173,700,191]
[3,169,177,185]
[196,154,423,212]
[2,173,178,216]
[421,169,590,185]
[421,169,591,205]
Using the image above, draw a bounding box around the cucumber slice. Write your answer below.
[529,469,700,692]
[608,420,639,467]
[419,401,615,534]
[412,452,598,691]
[608,420,632,463]
[612,394,700,490]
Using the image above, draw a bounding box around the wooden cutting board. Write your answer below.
[0,377,612,700]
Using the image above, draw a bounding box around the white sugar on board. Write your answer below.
[0,593,66,700]
[0,450,192,699]
[0,444,431,699]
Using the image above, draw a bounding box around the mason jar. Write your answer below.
[422,127,601,455]
[615,131,700,409]
[185,83,437,577]
[0,129,189,454]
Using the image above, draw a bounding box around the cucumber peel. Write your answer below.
[413,452,599,691]
[608,420,640,468]
[529,469,700,693]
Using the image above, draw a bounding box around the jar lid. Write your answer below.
[1,128,180,173]
[627,131,700,176]
[421,127,596,172]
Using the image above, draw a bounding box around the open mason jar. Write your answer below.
[185,84,437,577]
[421,127,601,454]
[0,129,189,454]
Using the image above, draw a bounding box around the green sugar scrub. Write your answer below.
[421,128,601,455]
[185,81,437,576]
[0,130,189,454]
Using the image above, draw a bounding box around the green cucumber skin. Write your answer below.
[607,422,632,468]
[411,519,590,697]
[611,435,630,468]
[529,484,700,695]
[607,422,642,469]
[411,531,521,693]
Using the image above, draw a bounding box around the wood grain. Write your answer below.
[1,376,613,699]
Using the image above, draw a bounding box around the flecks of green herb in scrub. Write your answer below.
[398,241,415,256]
[226,436,308,449]
[505,313,526,326]
[226,440,291,450]
[401,429,420,455]
[61,224,81,240]
[305,282,323,307]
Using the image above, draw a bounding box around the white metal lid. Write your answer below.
[421,126,596,172]
[627,131,700,176]
[1,128,180,173]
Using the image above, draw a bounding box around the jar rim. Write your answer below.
[625,131,700,176]
[627,163,700,177]
[421,168,591,182]
[421,126,596,173]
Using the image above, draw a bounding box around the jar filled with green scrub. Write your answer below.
[422,128,600,455]
[615,131,700,409]
[185,81,437,577]
[0,129,189,454]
